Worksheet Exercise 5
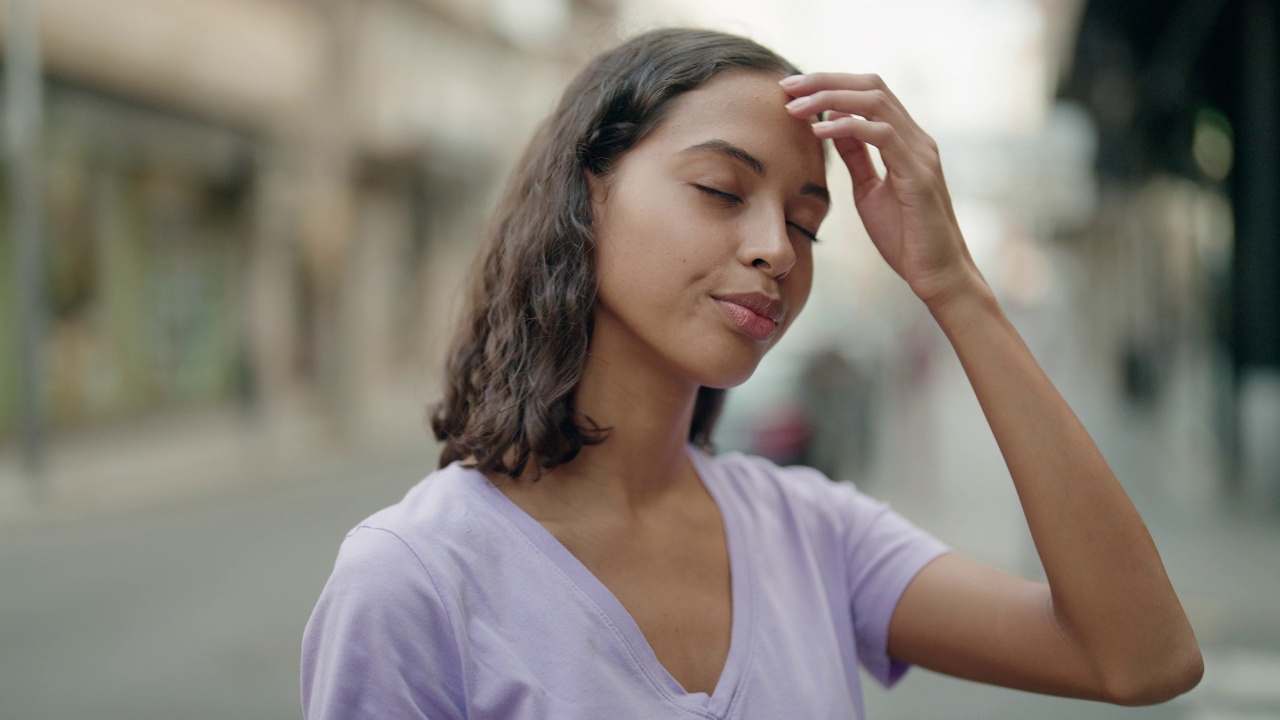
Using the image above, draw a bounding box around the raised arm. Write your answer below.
[781,72,1203,705]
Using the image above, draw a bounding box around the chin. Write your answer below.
[687,346,768,390]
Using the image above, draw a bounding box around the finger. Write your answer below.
[782,73,926,137]
[787,89,925,148]
[820,112,880,191]
[822,109,855,125]
[782,72,902,102]
[812,115,926,182]
[834,134,880,199]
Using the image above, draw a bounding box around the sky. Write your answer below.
[623,0,1055,135]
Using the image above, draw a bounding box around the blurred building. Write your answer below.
[0,0,620,494]
[1060,0,1280,510]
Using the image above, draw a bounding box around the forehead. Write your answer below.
[640,70,825,177]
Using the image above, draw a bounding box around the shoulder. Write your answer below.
[694,448,944,558]
[302,465,491,718]
[312,462,492,617]
[346,462,507,565]
[313,461,520,624]
[693,447,865,519]
[355,461,485,534]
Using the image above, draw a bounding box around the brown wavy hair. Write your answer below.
[429,28,801,479]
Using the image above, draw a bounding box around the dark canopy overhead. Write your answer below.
[1059,0,1241,179]
[1061,0,1279,371]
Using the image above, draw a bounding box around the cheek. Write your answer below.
[594,209,680,319]
[783,252,815,321]
[595,194,719,292]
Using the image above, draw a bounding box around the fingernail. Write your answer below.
[785,98,807,110]
[812,120,837,131]
[779,75,804,88]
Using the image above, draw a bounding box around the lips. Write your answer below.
[712,292,784,341]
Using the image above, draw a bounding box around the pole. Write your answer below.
[5,0,47,483]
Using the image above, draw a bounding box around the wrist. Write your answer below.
[925,272,1000,334]
[921,265,994,316]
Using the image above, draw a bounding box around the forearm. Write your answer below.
[928,273,1202,701]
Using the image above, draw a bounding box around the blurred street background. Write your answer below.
[1,0,1279,718]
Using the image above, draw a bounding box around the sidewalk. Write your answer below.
[0,378,440,530]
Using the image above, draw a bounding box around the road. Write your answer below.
[0,447,429,720]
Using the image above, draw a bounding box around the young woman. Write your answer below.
[302,28,1202,719]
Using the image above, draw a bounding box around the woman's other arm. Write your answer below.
[895,284,1203,705]
[781,71,1202,705]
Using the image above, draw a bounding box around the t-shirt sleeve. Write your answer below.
[301,525,466,720]
[829,478,949,688]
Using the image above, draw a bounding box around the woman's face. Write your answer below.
[589,70,828,390]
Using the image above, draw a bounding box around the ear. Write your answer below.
[585,168,608,199]
[584,168,610,221]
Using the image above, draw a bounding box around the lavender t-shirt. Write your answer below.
[301,447,948,719]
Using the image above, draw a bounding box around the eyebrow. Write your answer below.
[681,139,830,204]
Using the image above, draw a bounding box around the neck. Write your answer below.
[502,329,704,518]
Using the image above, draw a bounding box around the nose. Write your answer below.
[739,210,797,280]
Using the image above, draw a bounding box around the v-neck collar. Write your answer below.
[463,445,754,719]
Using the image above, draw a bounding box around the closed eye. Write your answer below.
[694,184,742,204]
[787,222,821,244]
[693,184,822,244]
